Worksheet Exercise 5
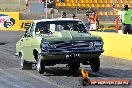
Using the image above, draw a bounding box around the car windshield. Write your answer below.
[35,21,87,34]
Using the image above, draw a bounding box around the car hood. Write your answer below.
[41,31,102,42]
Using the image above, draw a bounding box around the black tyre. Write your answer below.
[82,59,89,65]
[89,58,100,72]
[37,54,45,74]
[19,55,32,70]
[68,62,80,71]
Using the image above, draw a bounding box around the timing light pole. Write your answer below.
[45,0,48,19]
[75,0,78,16]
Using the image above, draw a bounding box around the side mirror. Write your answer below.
[24,33,28,37]
[24,30,31,37]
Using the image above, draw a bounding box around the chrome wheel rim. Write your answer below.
[20,56,24,67]
[37,55,41,72]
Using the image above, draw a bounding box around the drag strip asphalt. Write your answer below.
[0,31,131,88]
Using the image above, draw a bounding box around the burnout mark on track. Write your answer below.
[0,42,7,45]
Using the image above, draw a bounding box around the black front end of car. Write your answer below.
[40,40,104,58]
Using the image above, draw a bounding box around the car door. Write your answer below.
[21,31,32,62]
[22,23,36,62]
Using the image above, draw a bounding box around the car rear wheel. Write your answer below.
[89,58,100,72]
[37,54,45,74]
[19,55,32,70]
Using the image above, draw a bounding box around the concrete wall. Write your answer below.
[90,32,132,61]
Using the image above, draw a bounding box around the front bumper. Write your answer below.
[40,50,104,56]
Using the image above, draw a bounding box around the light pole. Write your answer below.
[112,0,115,15]
[75,0,78,16]
[45,0,48,19]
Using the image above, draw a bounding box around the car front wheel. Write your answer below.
[37,54,45,74]
[89,58,100,72]
[19,55,32,70]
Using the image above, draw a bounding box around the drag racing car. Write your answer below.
[16,18,104,74]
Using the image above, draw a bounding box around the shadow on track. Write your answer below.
[43,67,81,77]
[42,66,132,78]
[43,67,102,77]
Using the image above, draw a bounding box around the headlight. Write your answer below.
[41,41,50,52]
[94,41,103,50]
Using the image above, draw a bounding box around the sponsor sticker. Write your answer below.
[0,14,15,28]
[81,67,131,86]
[19,20,33,31]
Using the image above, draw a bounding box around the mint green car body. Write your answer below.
[16,18,104,73]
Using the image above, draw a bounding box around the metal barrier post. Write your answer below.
[115,16,118,33]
